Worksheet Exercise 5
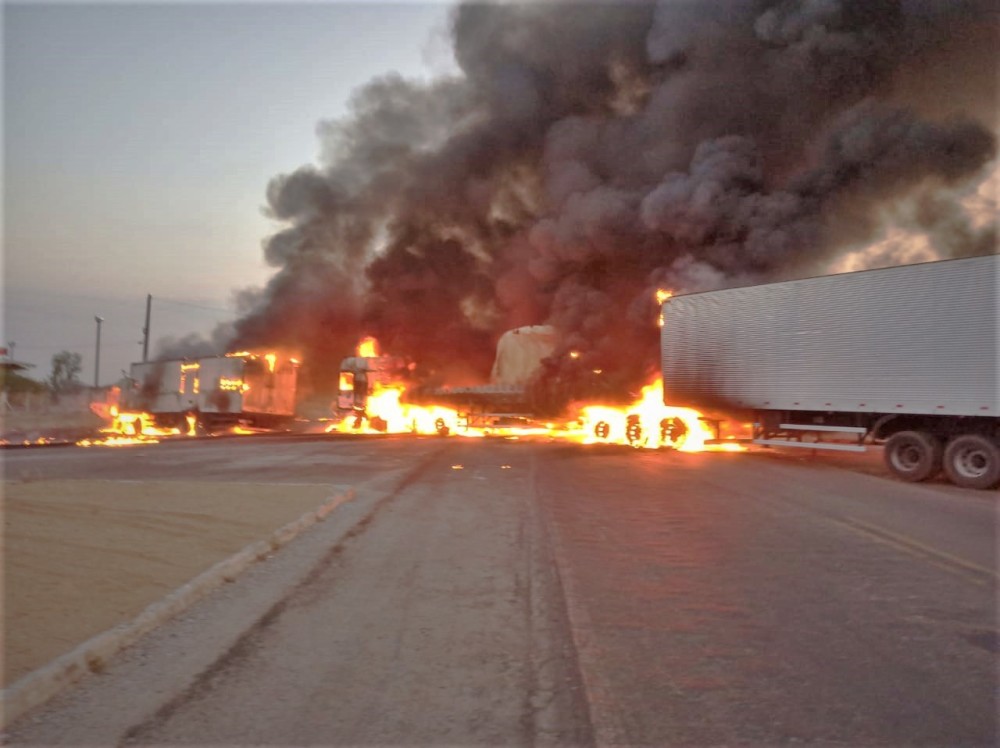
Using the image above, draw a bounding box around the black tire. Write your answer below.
[943,434,1000,490]
[884,431,942,482]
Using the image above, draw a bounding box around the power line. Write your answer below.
[6,295,234,316]
[151,297,234,314]
[8,341,145,351]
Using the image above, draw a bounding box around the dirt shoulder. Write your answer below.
[1,411,105,444]
[3,479,337,686]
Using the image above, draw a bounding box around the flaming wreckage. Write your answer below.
[336,327,560,432]
[106,352,300,435]
[331,327,716,451]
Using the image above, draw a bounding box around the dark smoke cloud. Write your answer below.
[167,0,998,406]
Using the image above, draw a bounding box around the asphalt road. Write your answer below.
[6,435,997,746]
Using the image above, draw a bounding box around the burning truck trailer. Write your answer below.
[118,352,300,434]
[414,325,560,433]
[659,254,1000,489]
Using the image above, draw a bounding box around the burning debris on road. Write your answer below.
[326,333,744,452]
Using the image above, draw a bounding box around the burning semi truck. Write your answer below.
[337,325,555,433]
[659,255,999,489]
[118,352,299,432]
[335,327,559,433]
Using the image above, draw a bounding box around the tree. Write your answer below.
[49,351,83,393]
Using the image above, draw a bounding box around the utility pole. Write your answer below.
[142,294,152,362]
[94,316,104,387]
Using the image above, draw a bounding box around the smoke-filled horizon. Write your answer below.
[159,0,998,406]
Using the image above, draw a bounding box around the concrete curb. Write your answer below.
[0,487,356,729]
[541,508,628,747]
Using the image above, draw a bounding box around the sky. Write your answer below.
[4,0,455,385]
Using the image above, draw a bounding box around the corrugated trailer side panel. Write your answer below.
[243,359,297,416]
[125,360,195,414]
[197,357,246,414]
[661,256,998,417]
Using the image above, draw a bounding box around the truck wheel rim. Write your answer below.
[954,447,989,479]
[892,444,922,472]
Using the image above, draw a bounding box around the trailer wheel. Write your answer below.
[660,417,688,448]
[625,415,642,446]
[884,431,942,482]
[943,434,1000,490]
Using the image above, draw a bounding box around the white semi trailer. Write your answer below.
[660,255,999,489]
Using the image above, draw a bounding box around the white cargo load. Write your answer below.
[490,325,557,386]
[661,255,998,417]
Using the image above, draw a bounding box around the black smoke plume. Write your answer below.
[171,0,998,407]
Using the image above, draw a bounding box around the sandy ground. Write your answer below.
[2,478,337,687]
[1,410,106,444]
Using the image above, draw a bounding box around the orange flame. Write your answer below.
[77,409,181,447]
[328,383,460,436]
[656,289,673,328]
[329,367,743,452]
[576,379,729,451]
[357,336,379,358]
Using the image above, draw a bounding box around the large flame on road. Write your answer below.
[329,384,462,436]
[77,406,181,447]
[332,372,742,452]
[72,338,743,453]
[577,379,739,451]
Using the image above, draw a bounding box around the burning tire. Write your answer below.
[884,430,942,482]
[660,417,688,448]
[435,417,450,437]
[594,421,610,440]
[942,434,1000,490]
[625,414,642,445]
